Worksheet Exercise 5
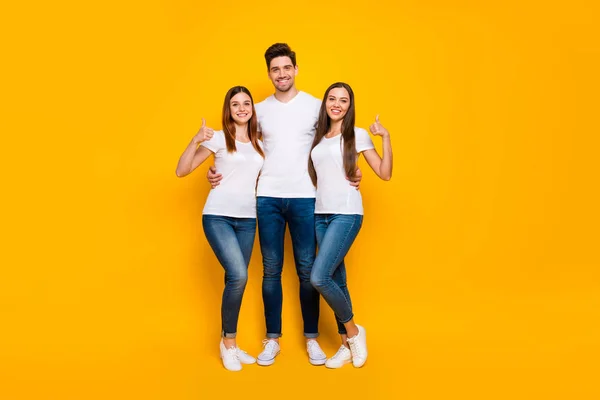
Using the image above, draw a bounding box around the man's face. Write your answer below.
[268,56,298,92]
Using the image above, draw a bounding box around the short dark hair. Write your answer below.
[264,43,296,70]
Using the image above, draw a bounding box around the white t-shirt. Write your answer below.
[201,130,264,218]
[311,127,375,215]
[255,91,321,198]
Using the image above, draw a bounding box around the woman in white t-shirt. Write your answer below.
[308,82,393,369]
[176,86,264,371]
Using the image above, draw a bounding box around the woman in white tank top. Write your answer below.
[308,82,394,369]
[176,86,264,371]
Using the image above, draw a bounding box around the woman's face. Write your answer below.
[230,92,253,125]
[325,87,351,123]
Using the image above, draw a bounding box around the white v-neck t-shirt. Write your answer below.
[255,91,321,198]
[201,130,264,218]
[310,127,375,215]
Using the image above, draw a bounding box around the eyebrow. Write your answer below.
[271,64,293,70]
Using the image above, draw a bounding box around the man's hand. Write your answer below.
[207,166,222,188]
[346,167,362,190]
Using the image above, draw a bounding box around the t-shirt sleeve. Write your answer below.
[355,127,375,153]
[200,130,225,153]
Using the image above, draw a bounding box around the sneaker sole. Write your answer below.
[353,358,367,368]
[257,351,280,366]
[309,357,327,366]
[326,359,352,369]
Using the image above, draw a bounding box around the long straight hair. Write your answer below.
[221,86,264,158]
[308,82,356,187]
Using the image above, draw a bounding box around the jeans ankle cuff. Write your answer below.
[266,333,281,339]
[304,333,319,339]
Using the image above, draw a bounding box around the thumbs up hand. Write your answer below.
[192,118,215,144]
[369,115,389,138]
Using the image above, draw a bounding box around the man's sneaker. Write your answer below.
[306,339,327,365]
[220,340,242,371]
[325,345,352,369]
[257,339,280,366]
[347,324,368,367]
[235,347,256,364]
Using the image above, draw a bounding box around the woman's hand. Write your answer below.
[192,118,214,144]
[369,115,389,138]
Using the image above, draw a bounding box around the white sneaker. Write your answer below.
[257,339,280,366]
[220,340,242,371]
[306,339,327,365]
[235,347,256,364]
[325,345,352,369]
[347,325,368,367]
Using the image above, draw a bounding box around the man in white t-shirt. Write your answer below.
[207,43,360,366]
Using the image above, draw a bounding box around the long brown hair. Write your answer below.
[221,86,264,157]
[308,82,356,187]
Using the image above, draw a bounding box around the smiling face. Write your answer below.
[325,87,351,123]
[268,56,298,93]
[229,92,253,125]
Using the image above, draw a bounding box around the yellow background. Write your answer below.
[2,0,599,399]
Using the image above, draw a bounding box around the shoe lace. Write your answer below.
[226,346,239,360]
[262,339,276,355]
[236,347,248,355]
[348,337,362,358]
[307,340,324,356]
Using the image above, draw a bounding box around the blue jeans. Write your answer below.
[311,214,363,335]
[257,197,319,338]
[202,215,256,338]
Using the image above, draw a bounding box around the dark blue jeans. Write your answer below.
[202,215,256,338]
[311,214,363,335]
[257,197,319,338]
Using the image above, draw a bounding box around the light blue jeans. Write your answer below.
[310,214,363,335]
[202,215,256,338]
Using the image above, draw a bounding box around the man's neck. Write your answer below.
[274,86,299,103]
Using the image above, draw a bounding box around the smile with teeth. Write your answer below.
[236,113,249,117]
[330,109,342,114]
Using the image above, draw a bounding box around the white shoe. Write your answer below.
[220,340,242,371]
[325,345,352,369]
[235,347,256,364]
[347,325,368,367]
[306,339,327,366]
[257,339,280,366]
